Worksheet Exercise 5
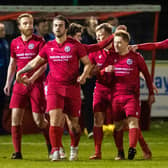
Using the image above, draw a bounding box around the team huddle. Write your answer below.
[4,12,167,162]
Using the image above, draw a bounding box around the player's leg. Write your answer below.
[43,81,66,158]
[123,117,152,159]
[127,116,139,160]
[65,96,81,161]
[138,128,152,159]
[9,84,28,159]
[113,120,125,160]
[137,101,152,159]
[68,116,81,161]
[47,93,65,161]
[112,96,125,160]
[32,112,51,156]
[31,84,51,157]
[124,96,140,160]
[11,107,25,159]
[89,92,107,160]
[56,113,70,160]
[89,111,104,160]
[49,108,65,161]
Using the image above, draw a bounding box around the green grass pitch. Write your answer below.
[0,120,168,168]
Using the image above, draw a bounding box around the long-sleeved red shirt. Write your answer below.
[84,34,114,54]
[137,39,168,50]
[109,51,154,98]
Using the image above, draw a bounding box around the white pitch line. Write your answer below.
[0,142,167,145]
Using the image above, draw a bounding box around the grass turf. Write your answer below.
[0,120,168,168]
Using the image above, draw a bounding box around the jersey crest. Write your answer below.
[64,46,71,52]
[127,59,133,65]
[28,43,35,49]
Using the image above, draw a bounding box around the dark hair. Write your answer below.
[67,23,83,36]
[34,17,47,26]
[106,16,116,22]
[53,15,69,29]
[106,16,119,27]
[96,23,112,35]
[114,30,130,43]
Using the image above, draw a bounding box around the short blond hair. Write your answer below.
[17,13,33,25]
[114,30,130,43]
[96,23,113,35]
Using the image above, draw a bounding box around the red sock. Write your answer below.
[129,128,139,148]
[41,126,50,145]
[11,126,22,153]
[138,128,151,153]
[60,142,63,148]
[93,127,103,155]
[113,130,124,151]
[69,129,81,147]
[49,126,63,152]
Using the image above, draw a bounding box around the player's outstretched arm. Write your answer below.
[130,39,168,51]
[86,34,114,53]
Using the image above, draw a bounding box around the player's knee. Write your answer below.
[94,113,104,127]
[72,124,80,134]
[71,119,80,134]
[12,119,22,126]
[34,118,43,128]
[114,120,124,131]
[11,108,24,125]
[127,117,139,129]
[12,116,20,125]
[49,109,65,127]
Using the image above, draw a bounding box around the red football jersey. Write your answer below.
[89,47,115,90]
[111,51,154,97]
[39,37,87,86]
[11,34,45,71]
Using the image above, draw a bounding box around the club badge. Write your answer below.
[28,43,34,49]
[127,59,133,65]
[64,46,71,52]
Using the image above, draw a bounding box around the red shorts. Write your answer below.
[10,81,46,113]
[111,95,140,121]
[93,88,113,124]
[47,84,81,117]
[47,94,81,117]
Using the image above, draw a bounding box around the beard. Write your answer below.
[54,29,66,38]
[21,29,33,37]
[55,32,65,38]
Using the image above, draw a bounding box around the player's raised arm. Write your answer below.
[130,39,168,52]
[16,55,46,83]
[86,34,114,53]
